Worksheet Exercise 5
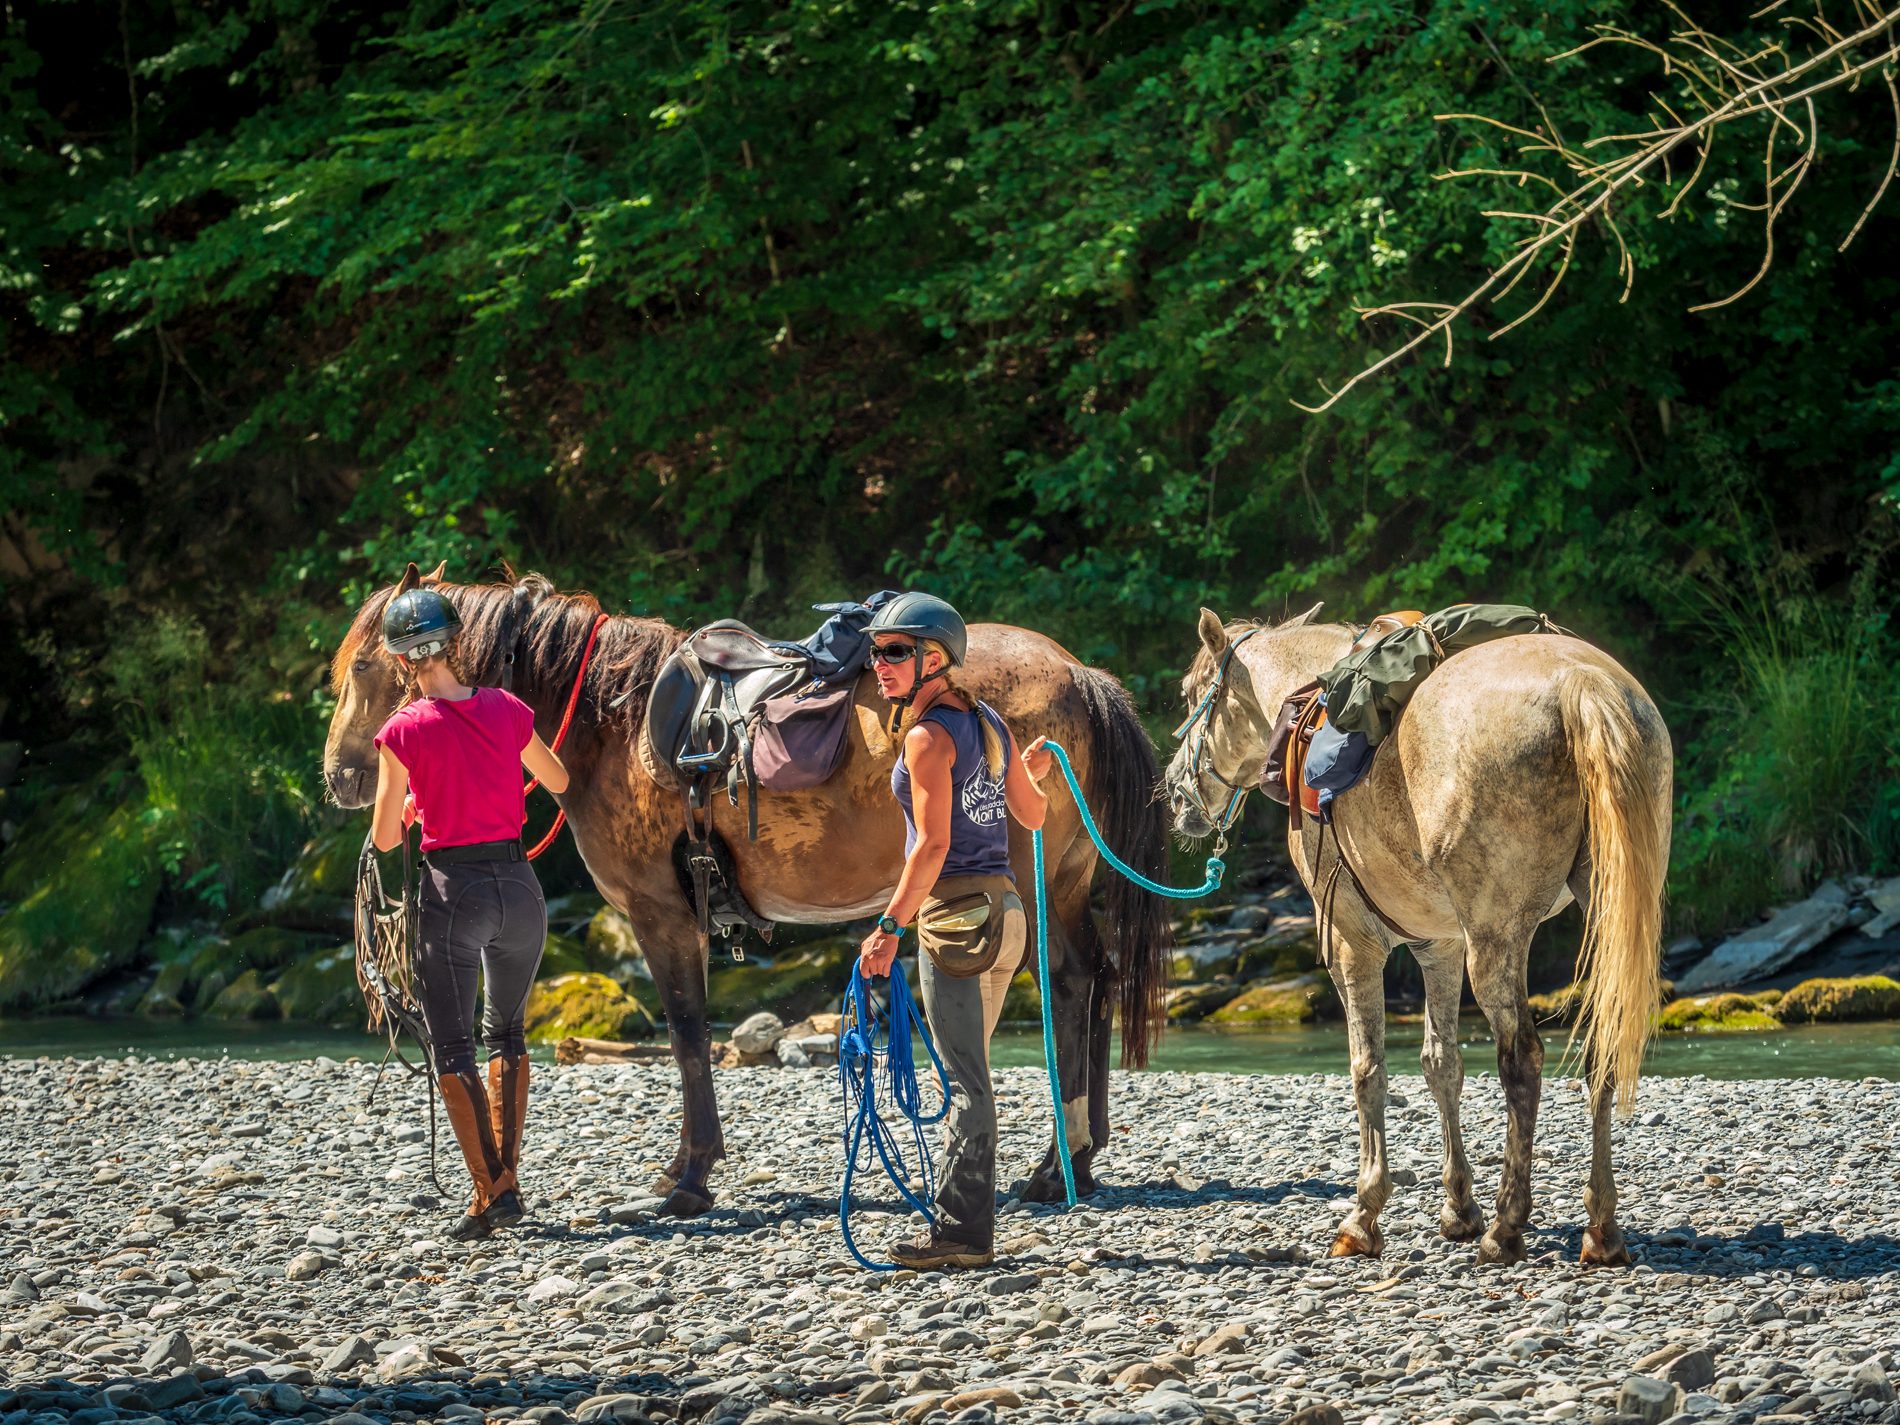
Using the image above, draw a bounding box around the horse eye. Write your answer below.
[352,660,372,675]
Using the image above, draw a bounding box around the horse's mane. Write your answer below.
[333,571,685,732]
[1182,612,1356,697]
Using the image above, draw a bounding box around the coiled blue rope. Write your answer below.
[836,959,951,1271]
[1031,739,1226,1207]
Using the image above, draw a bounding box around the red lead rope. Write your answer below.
[524,612,609,861]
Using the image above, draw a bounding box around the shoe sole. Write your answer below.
[892,1251,993,1270]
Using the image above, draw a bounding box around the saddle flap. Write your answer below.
[637,644,704,788]
[692,620,813,675]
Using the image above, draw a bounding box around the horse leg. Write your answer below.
[1020,886,1099,1203]
[1468,931,1543,1265]
[640,909,724,1217]
[1325,929,1392,1258]
[1415,937,1483,1242]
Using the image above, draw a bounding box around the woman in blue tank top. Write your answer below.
[857,592,1054,1271]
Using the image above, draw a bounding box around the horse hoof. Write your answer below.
[1328,1224,1383,1258]
[1440,1200,1486,1243]
[660,1185,714,1218]
[648,1172,678,1198]
[1477,1227,1526,1265]
[1581,1223,1631,1267]
[1018,1172,1069,1205]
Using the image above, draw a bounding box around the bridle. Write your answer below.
[1171,625,1265,851]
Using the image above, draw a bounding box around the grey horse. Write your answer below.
[1164,605,1671,1266]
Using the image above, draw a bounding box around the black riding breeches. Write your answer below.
[416,858,546,1076]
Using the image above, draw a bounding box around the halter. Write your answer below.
[1171,625,1265,847]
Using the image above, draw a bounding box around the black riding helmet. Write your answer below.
[867,591,967,712]
[383,588,462,662]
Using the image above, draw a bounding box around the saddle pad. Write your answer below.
[750,681,856,791]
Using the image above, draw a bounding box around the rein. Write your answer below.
[521,611,609,861]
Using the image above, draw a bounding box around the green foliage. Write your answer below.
[1668,517,1900,931]
[0,0,1894,971]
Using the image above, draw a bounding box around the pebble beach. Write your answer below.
[3,1056,1897,1425]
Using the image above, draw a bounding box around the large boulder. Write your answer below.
[1208,974,1338,1024]
[524,973,657,1043]
[204,969,281,1021]
[270,946,363,1025]
[1166,982,1245,1021]
[0,791,162,1010]
[1674,884,1853,992]
[1658,992,1782,1033]
[585,906,649,979]
[704,937,857,1023]
[1776,975,1900,1023]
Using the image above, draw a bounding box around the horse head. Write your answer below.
[1163,601,1342,841]
[323,560,443,808]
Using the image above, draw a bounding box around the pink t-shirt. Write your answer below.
[374,688,537,852]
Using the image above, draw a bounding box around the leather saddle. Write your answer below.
[639,620,817,817]
[1260,610,1426,821]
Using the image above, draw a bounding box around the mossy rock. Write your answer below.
[1659,992,1783,1034]
[536,930,591,980]
[204,968,281,1021]
[585,906,646,976]
[222,926,319,973]
[1528,982,1587,1027]
[270,946,362,1025]
[262,824,364,906]
[705,937,857,1024]
[999,969,1040,1023]
[1208,974,1339,1025]
[137,989,187,1018]
[524,972,657,1043]
[1530,977,1679,1028]
[1776,975,1900,1024]
[0,793,162,1011]
[1166,981,1244,1022]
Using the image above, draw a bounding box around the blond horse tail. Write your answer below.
[1561,664,1671,1116]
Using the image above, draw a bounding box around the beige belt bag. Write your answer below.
[917,874,1022,978]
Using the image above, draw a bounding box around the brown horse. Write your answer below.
[1163,606,1671,1265]
[324,566,1174,1216]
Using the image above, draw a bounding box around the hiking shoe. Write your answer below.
[888,1231,993,1271]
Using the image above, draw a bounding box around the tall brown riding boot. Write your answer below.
[436,1071,506,1241]
[484,1054,529,1229]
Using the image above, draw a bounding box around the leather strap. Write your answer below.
[424,840,525,867]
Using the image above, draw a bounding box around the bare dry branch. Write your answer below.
[1297,3,1900,414]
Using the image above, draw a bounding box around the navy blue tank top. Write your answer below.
[891,701,1013,881]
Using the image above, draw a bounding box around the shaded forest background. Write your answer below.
[1,0,1896,1011]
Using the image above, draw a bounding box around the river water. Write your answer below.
[4,1016,1899,1078]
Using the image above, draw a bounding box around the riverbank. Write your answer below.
[4,1058,1897,1425]
[9,1015,1900,1080]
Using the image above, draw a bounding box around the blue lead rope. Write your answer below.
[1031,740,1226,1208]
[836,959,951,1271]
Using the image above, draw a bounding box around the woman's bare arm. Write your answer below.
[522,732,569,794]
[371,745,411,853]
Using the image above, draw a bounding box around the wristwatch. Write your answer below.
[876,914,904,937]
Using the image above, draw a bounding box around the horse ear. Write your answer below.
[1197,607,1228,655]
[395,562,421,595]
[423,561,447,584]
[1286,601,1325,627]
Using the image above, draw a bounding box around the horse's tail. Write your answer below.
[1072,664,1175,1068]
[1560,663,1672,1115]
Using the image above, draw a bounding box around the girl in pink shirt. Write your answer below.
[369,582,569,1241]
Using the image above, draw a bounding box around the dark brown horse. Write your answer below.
[323,566,1175,1216]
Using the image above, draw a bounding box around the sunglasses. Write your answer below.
[868,643,918,666]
